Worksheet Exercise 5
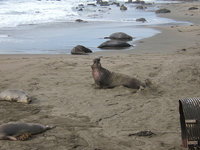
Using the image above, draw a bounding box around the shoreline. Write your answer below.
[0,2,188,54]
[0,1,200,150]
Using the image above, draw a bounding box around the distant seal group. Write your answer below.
[91,58,146,89]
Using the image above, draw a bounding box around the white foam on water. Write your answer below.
[0,0,79,27]
[0,0,179,28]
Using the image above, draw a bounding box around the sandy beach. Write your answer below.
[0,1,200,150]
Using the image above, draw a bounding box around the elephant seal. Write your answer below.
[104,32,133,41]
[71,45,92,55]
[91,58,147,89]
[136,18,147,22]
[0,89,31,104]
[0,122,55,141]
[98,40,131,49]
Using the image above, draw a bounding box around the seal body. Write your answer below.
[0,89,31,104]
[91,58,145,89]
[71,45,92,55]
[105,32,133,41]
[98,40,131,49]
[0,122,54,141]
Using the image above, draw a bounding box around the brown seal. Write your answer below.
[91,58,147,89]
[0,122,55,141]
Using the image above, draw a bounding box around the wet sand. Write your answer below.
[0,1,200,150]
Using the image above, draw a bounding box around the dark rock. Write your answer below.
[98,40,131,49]
[71,45,92,55]
[78,8,83,11]
[188,7,198,10]
[146,2,154,5]
[105,32,133,41]
[111,2,120,6]
[120,4,127,10]
[155,8,171,14]
[136,18,147,22]
[136,5,146,9]
[96,0,102,4]
[75,19,87,23]
[87,3,97,6]
[97,1,109,6]
[132,0,145,4]
[78,4,84,7]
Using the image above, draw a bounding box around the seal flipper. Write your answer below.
[45,125,56,130]
[3,136,17,141]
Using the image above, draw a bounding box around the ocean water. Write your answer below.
[0,0,185,54]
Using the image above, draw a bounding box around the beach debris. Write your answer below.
[0,89,31,104]
[188,7,198,10]
[104,32,133,41]
[71,45,92,55]
[91,58,147,89]
[136,18,147,22]
[0,122,55,141]
[98,40,131,49]
[155,8,171,14]
[120,4,127,11]
[128,130,156,137]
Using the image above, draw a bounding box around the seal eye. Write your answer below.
[26,97,32,104]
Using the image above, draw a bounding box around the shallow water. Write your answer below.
[0,22,161,54]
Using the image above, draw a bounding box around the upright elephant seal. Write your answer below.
[91,58,147,89]
[0,89,31,104]
[0,122,55,141]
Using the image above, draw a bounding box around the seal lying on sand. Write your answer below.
[0,89,31,104]
[0,122,55,141]
[91,58,148,89]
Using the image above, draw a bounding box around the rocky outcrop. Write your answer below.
[155,8,171,14]
[71,45,92,55]
[132,0,145,4]
[136,5,146,9]
[96,0,109,6]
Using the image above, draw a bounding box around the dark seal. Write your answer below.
[91,58,146,89]
[98,40,131,49]
[0,122,55,141]
[71,45,92,55]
